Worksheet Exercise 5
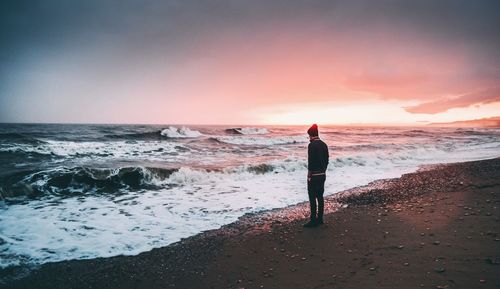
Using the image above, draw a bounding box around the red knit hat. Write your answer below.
[307,124,318,136]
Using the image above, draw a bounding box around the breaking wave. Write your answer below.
[225,127,269,135]
[213,135,307,145]
[160,126,203,138]
[0,166,177,199]
[0,159,310,200]
[2,156,383,203]
[0,140,184,159]
[1,124,499,270]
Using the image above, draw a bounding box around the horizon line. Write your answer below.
[0,121,431,127]
[1,116,498,127]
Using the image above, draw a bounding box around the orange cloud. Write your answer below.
[404,87,500,114]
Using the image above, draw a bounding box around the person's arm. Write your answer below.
[308,144,312,180]
[325,144,329,170]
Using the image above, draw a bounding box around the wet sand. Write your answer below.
[2,158,499,289]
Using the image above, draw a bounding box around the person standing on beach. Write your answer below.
[304,124,329,228]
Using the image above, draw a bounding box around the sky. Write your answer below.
[1,0,499,125]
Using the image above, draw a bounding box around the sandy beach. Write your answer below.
[2,158,499,289]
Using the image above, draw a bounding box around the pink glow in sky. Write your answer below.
[1,1,499,125]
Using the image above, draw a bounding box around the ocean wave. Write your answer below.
[1,124,500,270]
[104,131,164,140]
[160,126,203,138]
[239,158,307,174]
[0,149,53,160]
[161,159,308,186]
[331,143,393,151]
[399,129,435,137]
[406,129,426,133]
[323,129,435,138]
[0,166,178,199]
[225,127,269,135]
[0,140,185,159]
[0,159,310,200]
[213,135,307,146]
[454,128,498,136]
[0,133,46,145]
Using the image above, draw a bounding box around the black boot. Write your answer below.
[303,219,317,228]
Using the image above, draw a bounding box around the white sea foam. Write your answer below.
[0,140,188,161]
[215,135,307,145]
[0,126,499,269]
[0,147,441,268]
[235,127,269,135]
[0,165,310,268]
[160,126,202,138]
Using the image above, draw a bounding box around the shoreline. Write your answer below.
[2,158,499,288]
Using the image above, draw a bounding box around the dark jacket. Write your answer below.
[308,138,329,173]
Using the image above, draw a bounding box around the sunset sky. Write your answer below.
[1,0,499,125]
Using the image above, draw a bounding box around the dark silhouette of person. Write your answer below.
[304,124,329,228]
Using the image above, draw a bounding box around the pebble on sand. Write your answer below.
[485,257,500,265]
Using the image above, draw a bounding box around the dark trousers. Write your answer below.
[307,174,326,222]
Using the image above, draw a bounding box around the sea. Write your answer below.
[0,123,499,269]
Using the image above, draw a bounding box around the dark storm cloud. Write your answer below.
[2,0,498,66]
[1,0,499,122]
